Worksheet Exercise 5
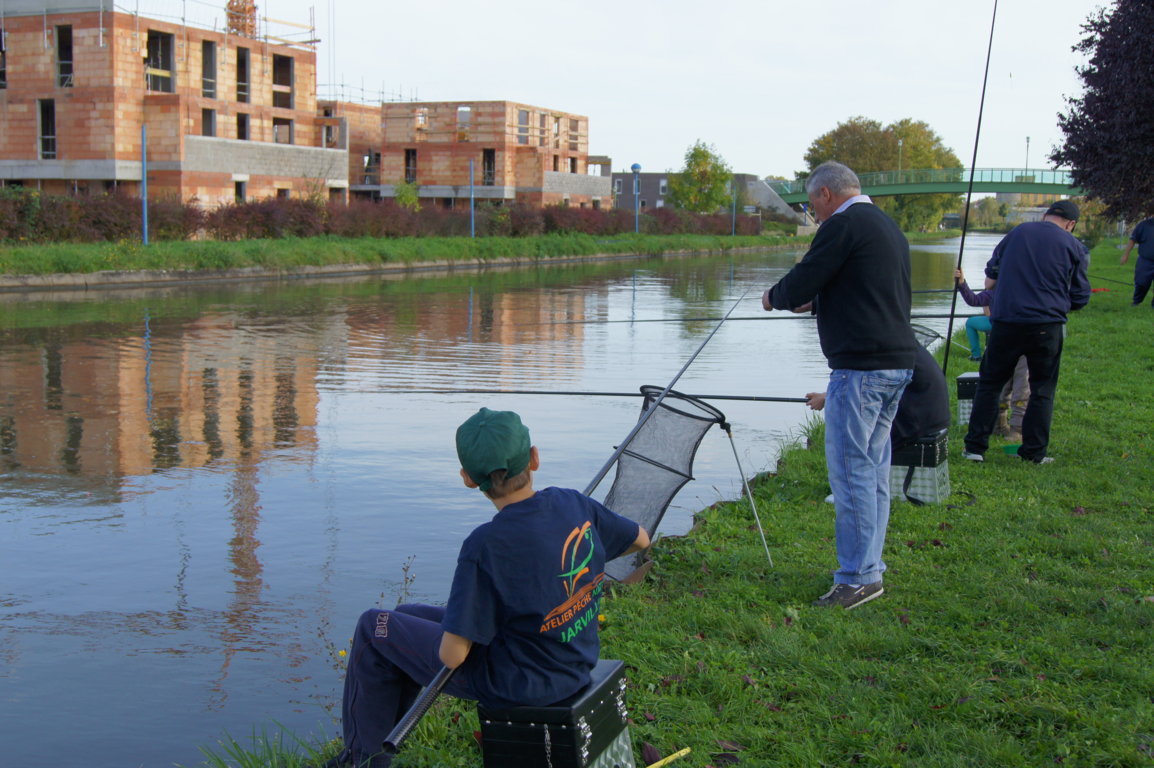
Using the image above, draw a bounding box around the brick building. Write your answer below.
[0,0,348,205]
[336,100,612,208]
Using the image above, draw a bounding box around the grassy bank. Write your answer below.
[191,236,1150,768]
[0,232,791,277]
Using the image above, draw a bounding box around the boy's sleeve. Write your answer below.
[441,549,499,646]
[589,498,642,562]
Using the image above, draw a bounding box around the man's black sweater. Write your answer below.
[769,202,917,371]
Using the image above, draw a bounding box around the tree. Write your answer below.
[802,117,963,231]
[667,141,733,214]
[1052,1,1154,221]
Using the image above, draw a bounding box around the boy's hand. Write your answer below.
[955,267,965,284]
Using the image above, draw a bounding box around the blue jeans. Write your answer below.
[825,368,912,585]
[965,315,991,358]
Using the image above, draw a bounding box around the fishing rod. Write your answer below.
[943,0,999,375]
[1089,273,1131,287]
[531,312,982,327]
[382,287,756,760]
[385,387,808,404]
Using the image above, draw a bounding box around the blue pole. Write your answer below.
[141,123,149,246]
[469,158,475,238]
[631,163,641,234]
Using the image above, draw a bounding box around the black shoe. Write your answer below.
[812,582,884,609]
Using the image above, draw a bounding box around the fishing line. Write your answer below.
[1089,273,1131,287]
[383,387,808,404]
[582,286,754,496]
[942,0,999,375]
[530,312,982,327]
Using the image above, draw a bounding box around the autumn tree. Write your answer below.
[667,140,733,214]
[1052,0,1154,220]
[802,117,963,231]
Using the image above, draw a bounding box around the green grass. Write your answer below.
[192,237,1153,767]
[0,232,798,276]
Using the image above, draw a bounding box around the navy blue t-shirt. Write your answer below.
[1130,219,1154,260]
[442,486,640,708]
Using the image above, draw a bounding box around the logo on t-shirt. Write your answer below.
[538,521,603,643]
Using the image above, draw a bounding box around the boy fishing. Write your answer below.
[327,407,649,768]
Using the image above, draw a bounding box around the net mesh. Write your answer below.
[596,386,727,581]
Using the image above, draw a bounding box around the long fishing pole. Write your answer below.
[382,287,754,760]
[942,0,999,375]
[385,387,808,404]
[532,312,981,327]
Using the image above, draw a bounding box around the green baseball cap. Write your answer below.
[455,408,532,492]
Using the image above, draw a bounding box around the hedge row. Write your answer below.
[0,190,765,244]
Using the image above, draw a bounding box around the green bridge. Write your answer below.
[767,168,1081,204]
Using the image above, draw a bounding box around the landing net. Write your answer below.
[592,386,727,581]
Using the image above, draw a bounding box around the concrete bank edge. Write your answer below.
[0,245,784,294]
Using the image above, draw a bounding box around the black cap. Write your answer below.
[1044,200,1080,221]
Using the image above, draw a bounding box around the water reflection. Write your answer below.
[0,235,1004,768]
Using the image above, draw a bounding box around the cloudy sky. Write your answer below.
[183,0,1102,178]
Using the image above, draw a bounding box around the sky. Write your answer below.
[172,0,1104,178]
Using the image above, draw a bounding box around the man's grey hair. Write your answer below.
[804,161,862,197]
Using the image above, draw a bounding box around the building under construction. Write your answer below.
[0,0,611,208]
[0,0,348,204]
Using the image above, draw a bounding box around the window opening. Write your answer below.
[272,54,293,108]
[538,113,547,146]
[39,100,57,159]
[202,108,216,137]
[569,118,579,151]
[201,41,217,98]
[276,188,290,199]
[569,157,577,174]
[236,112,250,140]
[517,109,529,145]
[235,180,246,202]
[482,148,496,186]
[56,26,73,87]
[0,38,7,90]
[273,117,293,145]
[236,46,250,103]
[456,105,472,141]
[145,30,175,92]
[552,155,559,172]
[404,148,417,184]
[553,117,560,148]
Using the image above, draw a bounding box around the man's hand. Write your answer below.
[805,392,826,411]
[762,289,774,311]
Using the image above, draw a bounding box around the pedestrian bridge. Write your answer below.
[767,168,1081,204]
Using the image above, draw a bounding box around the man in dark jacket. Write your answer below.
[763,161,917,610]
[962,200,1091,464]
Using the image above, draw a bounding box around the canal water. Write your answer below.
[0,235,1002,767]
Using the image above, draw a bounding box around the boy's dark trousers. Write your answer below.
[342,604,479,763]
[964,320,1064,462]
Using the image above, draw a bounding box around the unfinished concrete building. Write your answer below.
[0,0,348,204]
[336,100,612,209]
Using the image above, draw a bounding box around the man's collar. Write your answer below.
[833,194,872,216]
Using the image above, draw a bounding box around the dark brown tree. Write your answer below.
[1052,0,1154,220]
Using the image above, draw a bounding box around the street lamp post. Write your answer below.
[897,138,903,184]
[1025,136,1030,172]
[631,163,641,234]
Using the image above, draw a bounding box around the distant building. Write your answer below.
[610,170,800,221]
[341,100,612,208]
[0,0,349,204]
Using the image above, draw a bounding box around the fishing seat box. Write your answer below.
[477,658,636,768]
[956,371,981,423]
[890,428,950,504]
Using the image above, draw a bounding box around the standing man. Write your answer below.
[763,161,916,610]
[963,200,1090,464]
[1120,216,1154,307]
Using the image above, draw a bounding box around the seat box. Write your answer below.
[478,659,635,768]
[956,371,981,423]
